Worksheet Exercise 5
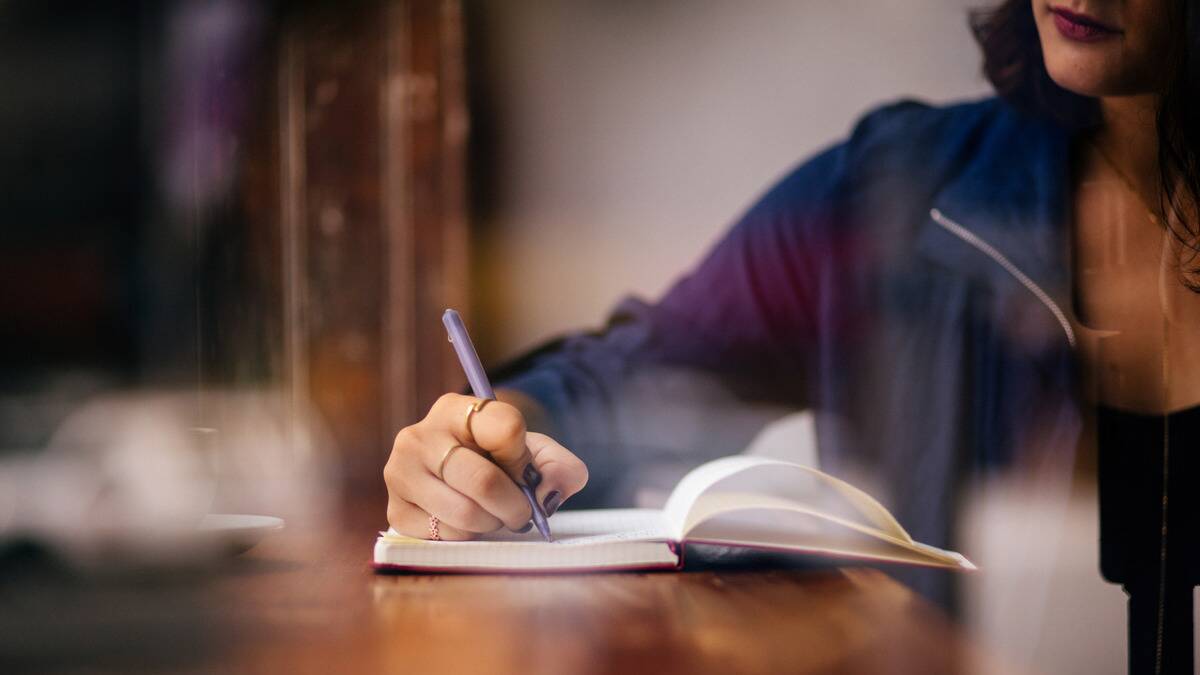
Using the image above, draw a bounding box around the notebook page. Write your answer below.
[382,508,671,546]
[664,456,910,542]
[375,509,676,570]
[679,492,973,569]
[662,456,772,537]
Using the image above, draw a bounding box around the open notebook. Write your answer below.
[373,456,975,573]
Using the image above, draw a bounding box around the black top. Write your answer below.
[1098,405,1200,674]
[1098,404,1200,587]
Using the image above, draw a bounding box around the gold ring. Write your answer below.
[429,515,441,541]
[463,398,491,444]
[438,444,468,482]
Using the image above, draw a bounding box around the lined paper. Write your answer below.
[375,509,677,570]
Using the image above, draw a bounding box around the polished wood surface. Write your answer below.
[1,495,1010,674]
[211,498,1005,675]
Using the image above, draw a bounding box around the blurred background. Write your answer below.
[0,1,1132,672]
[469,0,990,359]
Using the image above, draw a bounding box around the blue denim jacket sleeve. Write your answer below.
[495,101,930,502]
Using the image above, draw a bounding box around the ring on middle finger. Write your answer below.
[463,398,491,444]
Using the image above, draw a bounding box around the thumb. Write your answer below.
[526,432,588,516]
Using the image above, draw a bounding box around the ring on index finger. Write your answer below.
[463,398,491,444]
[438,444,470,482]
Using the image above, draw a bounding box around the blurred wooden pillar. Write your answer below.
[277,0,468,484]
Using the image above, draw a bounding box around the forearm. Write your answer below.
[492,315,804,508]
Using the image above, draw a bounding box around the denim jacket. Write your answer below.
[498,97,1081,606]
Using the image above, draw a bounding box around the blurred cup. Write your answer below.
[4,388,336,571]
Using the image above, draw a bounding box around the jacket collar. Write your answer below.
[919,107,1076,330]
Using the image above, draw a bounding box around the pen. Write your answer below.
[442,308,553,542]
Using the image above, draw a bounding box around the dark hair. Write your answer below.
[971,0,1200,290]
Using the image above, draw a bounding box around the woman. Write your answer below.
[384,0,1198,666]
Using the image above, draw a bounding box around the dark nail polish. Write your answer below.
[522,463,543,488]
[521,485,553,542]
[543,490,562,517]
[514,521,533,534]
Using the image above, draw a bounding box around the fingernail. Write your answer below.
[543,490,562,517]
[522,463,543,488]
[521,485,553,542]
[514,521,533,534]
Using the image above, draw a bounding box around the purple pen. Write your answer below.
[442,308,553,542]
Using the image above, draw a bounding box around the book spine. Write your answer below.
[668,540,685,569]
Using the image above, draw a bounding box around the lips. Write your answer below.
[1050,6,1122,42]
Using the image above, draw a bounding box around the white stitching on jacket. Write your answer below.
[929,208,1076,348]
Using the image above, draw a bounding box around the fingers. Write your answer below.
[430,393,537,487]
[385,432,505,534]
[527,432,589,516]
[406,472,505,533]
[386,498,474,541]
[437,442,532,530]
[386,421,530,534]
[383,394,590,540]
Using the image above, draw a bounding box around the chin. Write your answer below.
[1033,4,1163,99]
[1045,62,1124,98]
[1043,49,1150,98]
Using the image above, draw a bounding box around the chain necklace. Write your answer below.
[1089,137,1173,675]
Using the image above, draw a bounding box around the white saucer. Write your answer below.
[197,514,285,554]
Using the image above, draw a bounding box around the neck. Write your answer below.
[1094,95,1161,204]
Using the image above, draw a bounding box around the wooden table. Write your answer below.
[1,493,1010,674]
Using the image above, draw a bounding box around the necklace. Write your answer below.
[1089,137,1174,675]
[1089,138,1165,227]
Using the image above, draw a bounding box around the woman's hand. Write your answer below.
[383,392,588,540]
